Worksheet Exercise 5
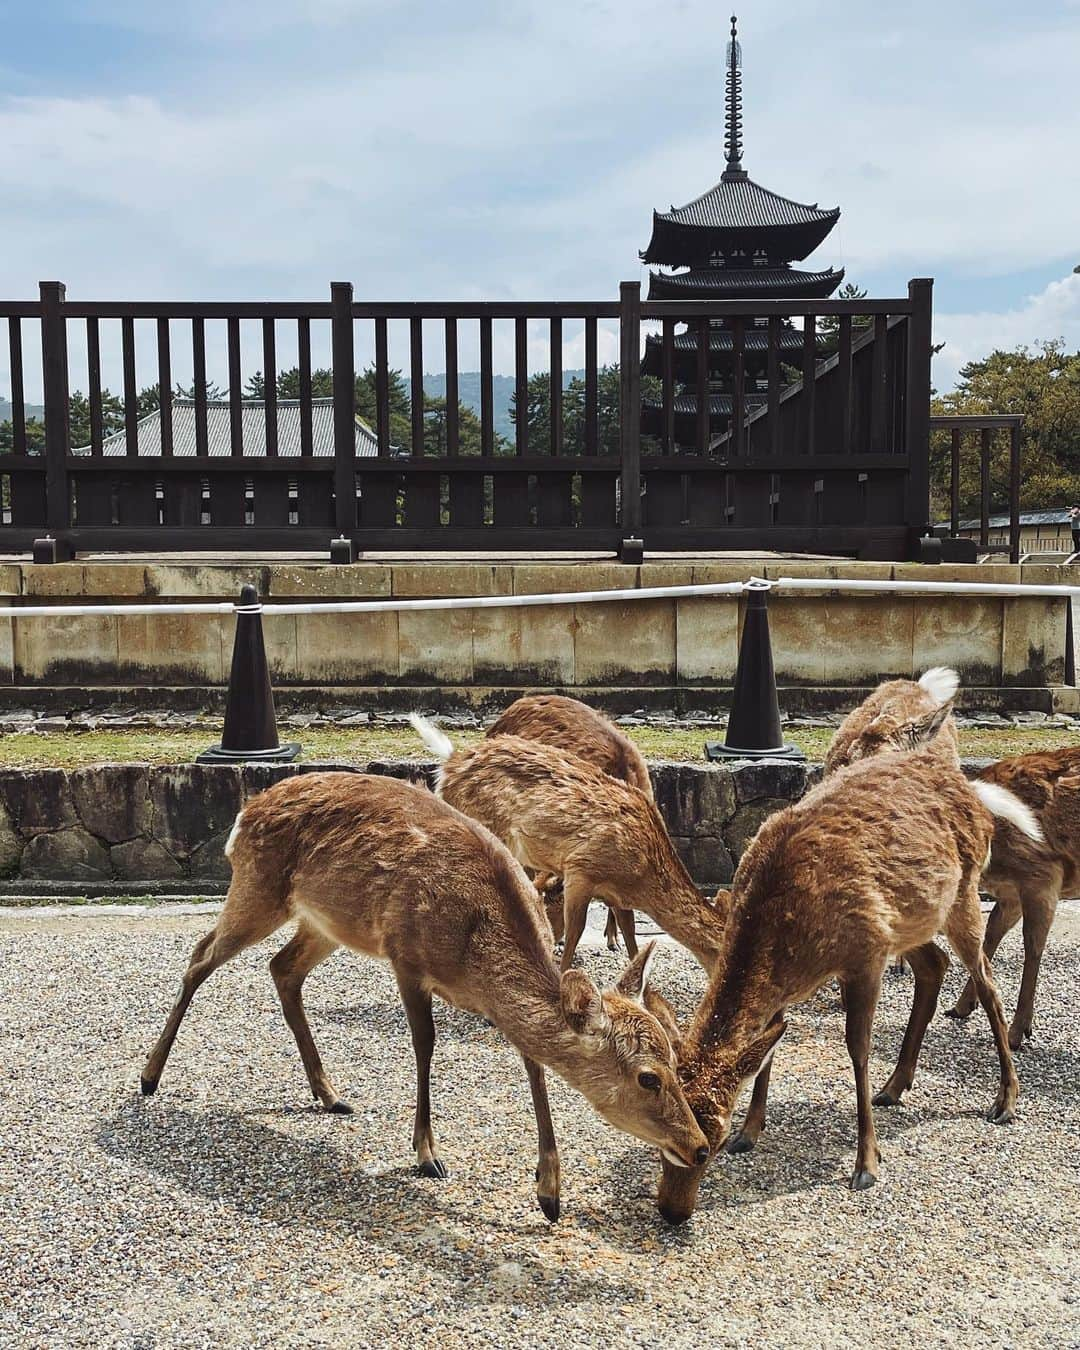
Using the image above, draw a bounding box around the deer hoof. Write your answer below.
[726,1131,756,1155]
[537,1194,561,1223]
[139,1075,159,1097]
[327,1099,354,1115]
[418,1158,448,1179]
[986,1103,1016,1126]
[850,1169,878,1191]
[943,1003,973,1021]
[871,1088,901,1108]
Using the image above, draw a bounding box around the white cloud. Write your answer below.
[933,271,1080,389]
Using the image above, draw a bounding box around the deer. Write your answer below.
[409,715,726,975]
[825,667,1080,1051]
[654,737,1042,1225]
[139,772,709,1222]
[486,694,654,955]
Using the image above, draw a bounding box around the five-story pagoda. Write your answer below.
[640,16,843,444]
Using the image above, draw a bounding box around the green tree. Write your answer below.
[930,339,1080,518]
[508,364,658,456]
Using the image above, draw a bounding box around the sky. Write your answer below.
[2,0,1079,395]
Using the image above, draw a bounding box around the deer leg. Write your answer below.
[1009,884,1058,1050]
[844,968,884,1190]
[394,971,446,1178]
[946,884,1019,1124]
[269,922,348,1113]
[141,892,284,1096]
[614,907,638,959]
[605,908,620,951]
[873,942,950,1106]
[727,1053,775,1155]
[543,883,566,944]
[523,1056,561,1222]
[559,875,594,972]
[945,890,1021,1021]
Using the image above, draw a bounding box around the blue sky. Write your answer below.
[2,0,1079,392]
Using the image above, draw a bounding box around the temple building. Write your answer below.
[640,15,843,444]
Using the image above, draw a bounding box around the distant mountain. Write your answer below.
[417,370,586,443]
[0,398,44,423]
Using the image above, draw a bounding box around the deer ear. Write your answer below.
[735,1020,786,1082]
[560,969,607,1035]
[906,699,954,748]
[613,939,659,1003]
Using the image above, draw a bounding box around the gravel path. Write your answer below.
[2,906,1079,1349]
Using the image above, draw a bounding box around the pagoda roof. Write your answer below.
[640,16,840,266]
[647,266,844,301]
[643,327,806,356]
[642,392,767,418]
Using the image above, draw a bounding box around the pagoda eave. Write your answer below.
[646,266,844,303]
[641,215,840,267]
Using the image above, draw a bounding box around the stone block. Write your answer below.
[762,560,895,582]
[398,608,474,684]
[258,613,298,684]
[512,564,629,596]
[149,765,243,858]
[766,596,827,684]
[240,764,304,801]
[723,798,792,860]
[0,801,22,875]
[912,597,1002,684]
[638,564,694,589]
[75,564,155,597]
[294,610,399,684]
[111,838,184,882]
[573,599,676,686]
[689,563,754,587]
[731,760,809,804]
[70,765,150,842]
[189,831,233,881]
[22,827,111,881]
[269,565,390,598]
[822,597,915,684]
[115,612,225,685]
[0,616,14,685]
[391,564,512,598]
[0,769,77,835]
[651,762,736,838]
[673,835,735,887]
[0,564,22,596]
[13,613,118,683]
[675,597,739,684]
[1001,598,1066,686]
[22,563,87,597]
[471,604,575,686]
[143,564,265,599]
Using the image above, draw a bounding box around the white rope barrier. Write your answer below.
[0,573,1075,621]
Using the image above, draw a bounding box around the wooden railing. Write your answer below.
[930,413,1024,563]
[0,279,935,559]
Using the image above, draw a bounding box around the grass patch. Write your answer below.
[0,722,1077,769]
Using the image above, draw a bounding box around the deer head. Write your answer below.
[825,668,960,774]
[656,1018,787,1224]
[559,941,709,1170]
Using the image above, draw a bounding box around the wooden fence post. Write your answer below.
[904,277,933,558]
[618,280,642,563]
[330,281,357,556]
[39,281,72,550]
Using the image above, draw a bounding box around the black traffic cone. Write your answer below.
[198,584,301,763]
[704,581,804,761]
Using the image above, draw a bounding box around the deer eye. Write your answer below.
[638,1071,661,1091]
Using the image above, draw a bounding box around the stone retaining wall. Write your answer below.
[0,758,833,895]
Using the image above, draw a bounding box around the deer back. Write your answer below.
[488,694,653,798]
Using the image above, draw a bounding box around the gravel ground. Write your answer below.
[1,906,1079,1350]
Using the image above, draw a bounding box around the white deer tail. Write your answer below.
[408,713,454,762]
[972,780,1044,846]
[918,667,960,707]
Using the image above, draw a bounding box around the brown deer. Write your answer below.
[655,742,1042,1224]
[139,773,709,1222]
[487,694,653,954]
[410,716,725,974]
[826,670,1080,1051]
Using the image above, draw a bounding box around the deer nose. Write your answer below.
[695,1145,709,1165]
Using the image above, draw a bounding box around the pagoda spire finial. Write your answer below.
[723,13,748,181]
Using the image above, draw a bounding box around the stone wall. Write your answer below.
[0,559,1074,712]
[0,757,827,896]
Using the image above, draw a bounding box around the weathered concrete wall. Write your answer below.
[0,559,1072,708]
[0,757,827,894]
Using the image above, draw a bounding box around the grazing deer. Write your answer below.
[140,773,708,1222]
[655,742,1041,1224]
[487,694,653,954]
[826,670,1078,1050]
[410,716,725,974]
[824,667,961,774]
